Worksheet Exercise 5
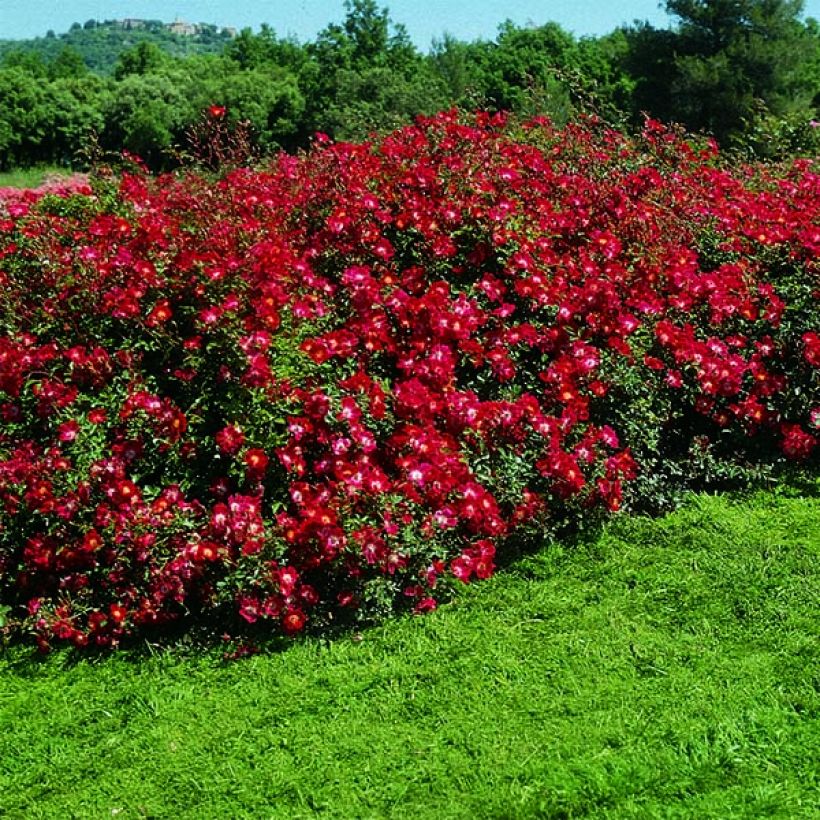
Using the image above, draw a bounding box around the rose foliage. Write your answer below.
[0,112,817,650]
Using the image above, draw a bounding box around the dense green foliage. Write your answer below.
[1,489,818,817]
[0,0,817,170]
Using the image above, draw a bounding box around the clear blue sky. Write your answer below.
[2,0,818,47]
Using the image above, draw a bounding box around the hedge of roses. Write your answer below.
[0,112,817,650]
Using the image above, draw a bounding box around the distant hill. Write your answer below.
[0,19,236,74]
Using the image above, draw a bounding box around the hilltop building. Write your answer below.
[167,18,200,36]
[106,18,237,37]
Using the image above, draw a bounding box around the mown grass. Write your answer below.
[0,165,70,189]
[1,487,818,819]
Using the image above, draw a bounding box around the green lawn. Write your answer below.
[0,166,70,189]
[1,489,818,819]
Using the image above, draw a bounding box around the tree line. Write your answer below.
[0,0,817,171]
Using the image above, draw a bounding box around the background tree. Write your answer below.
[429,34,482,105]
[575,31,636,120]
[113,41,167,79]
[302,0,446,139]
[209,67,306,152]
[45,75,109,165]
[48,46,87,79]
[0,68,51,168]
[0,49,48,77]
[626,0,819,144]
[103,70,196,167]
[470,21,578,120]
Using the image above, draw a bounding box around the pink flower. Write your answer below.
[58,420,80,442]
[238,595,260,624]
[215,425,245,455]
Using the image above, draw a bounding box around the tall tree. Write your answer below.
[664,0,817,141]
[49,46,87,79]
[473,21,579,118]
[113,41,166,80]
[303,0,445,139]
[343,0,390,64]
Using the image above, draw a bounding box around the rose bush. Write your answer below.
[0,112,817,650]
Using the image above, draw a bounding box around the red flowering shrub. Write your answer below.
[0,112,817,650]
